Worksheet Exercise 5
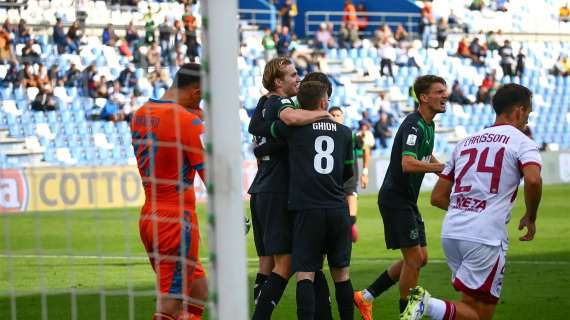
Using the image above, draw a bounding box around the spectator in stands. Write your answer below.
[495,0,509,12]
[343,0,357,25]
[148,63,169,90]
[552,56,570,77]
[436,17,448,49]
[145,18,156,45]
[561,3,570,22]
[476,73,496,103]
[66,21,81,53]
[31,84,57,111]
[107,80,128,113]
[468,37,486,65]
[499,39,515,80]
[515,48,526,77]
[96,75,112,98]
[339,21,360,49]
[448,10,469,33]
[1,61,20,87]
[48,64,64,88]
[159,17,174,63]
[122,94,140,122]
[373,111,393,149]
[279,0,295,29]
[64,63,81,88]
[449,80,473,106]
[173,19,185,47]
[37,63,50,89]
[185,21,199,62]
[102,24,118,46]
[374,90,391,114]
[394,24,409,44]
[100,99,124,122]
[469,0,485,11]
[457,37,471,58]
[126,21,140,48]
[83,63,98,97]
[358,120,376,149]
[53,18,67,54]
[374,24,394,47]
[356,2,369,31]
[361,110,373,127]
[147,42,161,66]
[315,23,333,51]
[21,39,40,65]
[117,38,133,58]
[118,63,138,91]
[0,27,13,64]
[262,28,277,60]
[22,63,39,88]
[378,38,396,81]
[276,25,291,56]
[17,19,31,44]
[420,0,435,49]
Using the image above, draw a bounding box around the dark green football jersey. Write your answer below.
[379,112,435,203]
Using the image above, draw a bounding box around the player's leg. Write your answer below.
[330,267,354,320]
[313,267,333,320]
[178,259,207,320]
[250,194,274,302]
[297,272,317,320]
[326,207,354,320]
[252,194,293,319]
[294,209,327,320]
[399,245,426,313]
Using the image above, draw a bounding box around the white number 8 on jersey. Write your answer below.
[314,136,335,174]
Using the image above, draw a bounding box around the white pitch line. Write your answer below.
[0,254,569,265]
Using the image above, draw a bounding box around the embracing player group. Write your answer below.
[247,57,543,320]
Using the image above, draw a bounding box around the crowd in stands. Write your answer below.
[0,2,201,122]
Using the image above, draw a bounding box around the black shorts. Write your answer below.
[251,193,293,256]
[378,195,426,250]
[292,207,352,272]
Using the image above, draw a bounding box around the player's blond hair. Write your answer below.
[262,57,293,92]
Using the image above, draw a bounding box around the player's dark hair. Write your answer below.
[298,81,328,110]
[302,72,332,97]
[413,75,446,99]
[262,57,293,92]
[173,63,201,88]
[492,83,532,115]
[328,106,342,114]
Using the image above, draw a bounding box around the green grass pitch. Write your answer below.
[1,184,569,319]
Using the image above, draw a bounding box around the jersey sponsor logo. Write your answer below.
[450,194,487,212]
[0,170,29,213]
[407,134,417,146]
[281,98,292,105]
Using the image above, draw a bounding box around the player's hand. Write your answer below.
[518,214,536,241]
[360,174,368,189]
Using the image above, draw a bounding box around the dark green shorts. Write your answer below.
[378,195,426,250]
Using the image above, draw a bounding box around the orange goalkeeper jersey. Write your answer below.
[131,98,204,214]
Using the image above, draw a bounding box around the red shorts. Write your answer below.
[139,208,202,297]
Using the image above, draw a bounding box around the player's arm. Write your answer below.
[279,106,330,126]
[402,155,444,173]
[253,139,287,158]
[248,96,270,136]
[360,143,370,189]
[519,163,542,241]
[431,177,453,210]
[430,153,442,165]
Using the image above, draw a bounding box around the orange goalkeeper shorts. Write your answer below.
[139,209,201,296]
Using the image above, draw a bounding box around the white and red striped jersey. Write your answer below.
[440,124,541,248]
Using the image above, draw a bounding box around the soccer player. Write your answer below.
[354,75,447,319]
[248,59,330,319]
[402,83,543,320]
[272,81,355,320]
[131,63,207,320]
[329,106,370,242]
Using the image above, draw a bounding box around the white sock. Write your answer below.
[362,289,374,302]
[427,297,447,320]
